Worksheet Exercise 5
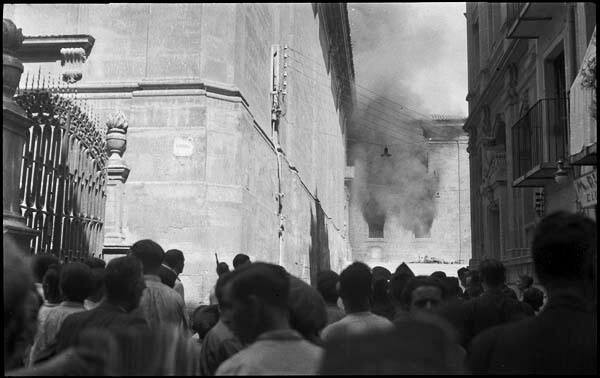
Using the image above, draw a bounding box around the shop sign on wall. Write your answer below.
[574,170,597,208]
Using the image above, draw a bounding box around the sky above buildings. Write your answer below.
[349,2,468,118]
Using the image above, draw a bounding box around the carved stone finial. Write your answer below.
[60,47,86,83]
[106,111,128,132]
[106,111,128,160]
[3,19,24,54]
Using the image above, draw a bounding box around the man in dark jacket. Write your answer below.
[468,211,597,374]
[459,259,533,347]
[55,256,149,352]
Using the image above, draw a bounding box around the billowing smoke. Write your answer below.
[347,3,465,237]
[350,141,439,238]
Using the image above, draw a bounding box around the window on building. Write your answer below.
[368,221,384,238]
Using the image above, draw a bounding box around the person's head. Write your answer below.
[60,262,93,303]
[228,262,290,344]
[42,264,62,303]
[371,278,390,303]
[31,253,59,283]
[317,270,340,305]
[479,259,506,290]
[214,270,239,328]
[339,262,372,313]
[83,257,106,270]
[289,275,327,342]
[88,267,106,302]
[191,305,220,339]
[457,267,469,286]
[402,276,446,314]
[372,266,392,281]
[232,253,250,270]
[4,235,35,370]
[430,271,447,280]
[522,287,544,312]
[466,270,481,286]
[441,277,462,300]
[216,262,230,277]
[394,262,415,278]
[532,211,596,298]
[517,275,534,291]
[164,249,185,274]
[104,256,146,312]
[390,272,413,308]
[129,239,165,275]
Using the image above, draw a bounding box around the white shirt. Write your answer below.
[321,311,394,343]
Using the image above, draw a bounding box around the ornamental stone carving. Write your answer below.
[60,47,86,83]
[106,111,128,160]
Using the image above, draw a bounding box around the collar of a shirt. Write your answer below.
[60,301,84,308]
[161,264,178,276]
[256,329,304,342]
[144,274,162,282]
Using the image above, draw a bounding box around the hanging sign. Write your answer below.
[574,170,597,208]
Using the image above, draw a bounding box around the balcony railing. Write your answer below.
[512,98,569,185]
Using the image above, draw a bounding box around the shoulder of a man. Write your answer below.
[215,347,254,376]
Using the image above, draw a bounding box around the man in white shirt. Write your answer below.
[321,262,393,343]
[216,263,323,375]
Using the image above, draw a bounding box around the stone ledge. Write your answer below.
[17,34,95,63]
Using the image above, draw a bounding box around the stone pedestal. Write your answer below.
[3,18,38,249]
[102,111,131,256]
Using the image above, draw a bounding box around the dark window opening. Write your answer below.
[368,222,384,238]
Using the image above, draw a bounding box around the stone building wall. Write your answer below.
[464,3,596,286]
[348,120,471,268]
[5,3,354,305]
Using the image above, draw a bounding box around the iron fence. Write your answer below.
[14,75,108,261]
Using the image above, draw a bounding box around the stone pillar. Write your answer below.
[102,111,131,256]
[3,18,38,248]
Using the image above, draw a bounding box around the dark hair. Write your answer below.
[479,259,506,287]
[104,256,144,303]
[215,270,238,305]
[522,287,544,311]
[401,276,446,308]
[89,267,106,295]
[83,257,106,270]
[467,270,481,284]
[60,262,93,303]
[441,277,462,298]
[42,264,62,303]
[430,271,447,280]
[164,249,184,269]
[216,262,230,277]
[232,253,250,269]
[339,262,372,307]
[289,275,327,341]
[394,262,415,278]
[191,305,220,338]
[229,262,289,309]
[457,267,469,278]
[129,239,165,273]
[390,272,413,303]
[519,275,534,288]
[372,266,392,281]
[532,211,596,285]
[317,270,340,304]
[31,254,60,282]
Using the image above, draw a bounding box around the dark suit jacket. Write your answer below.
[459,288,533,347]
[467,292,597,374]
[56,302,148,353]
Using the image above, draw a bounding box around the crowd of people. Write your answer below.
[3,210,597,375]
